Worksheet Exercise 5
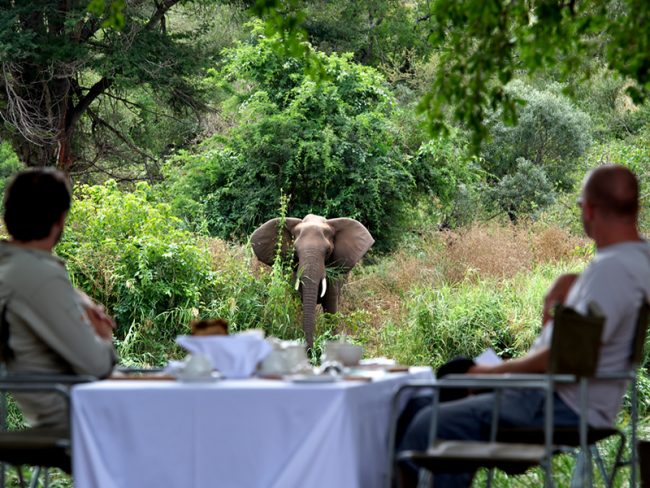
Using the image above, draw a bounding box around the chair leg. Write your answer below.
[28,467,41,488]
[592,445,608,484]
[486,467,494,488]
[570,450,594,488]
[606,432,626,488]
[416,469,432,488]
[15,466,26,488]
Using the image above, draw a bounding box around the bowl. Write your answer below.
[324,342,363,366]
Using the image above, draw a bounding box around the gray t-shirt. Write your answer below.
[532,240,650,427]
[0,242,116,429]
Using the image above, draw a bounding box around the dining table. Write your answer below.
[71,366,433,488]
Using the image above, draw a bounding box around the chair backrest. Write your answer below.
[631,301,650,367]
[549,304,604,377]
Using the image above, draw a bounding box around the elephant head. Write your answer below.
[251,214,374,348]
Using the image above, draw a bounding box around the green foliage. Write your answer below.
[0,141,22,199]
[486,158,556,222]
[483,81,593,192]
[410,131,484,227]
[414,0,650,149]
[87,0,126,29]
[299,0,431,71]
[572,68,650,141]
[56,180,216,360]
[165,30,415,251]
[372,262,574,368]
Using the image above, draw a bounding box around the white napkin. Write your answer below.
[474,348,503,366]
[176,333,272,378]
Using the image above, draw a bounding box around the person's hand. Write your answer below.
[542,273,579,326]
[466,364,495,374]
[85,303,116,341]
[77,290,116,341]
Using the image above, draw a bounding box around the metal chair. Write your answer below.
[388,301,648,488]
[0,372,96,488]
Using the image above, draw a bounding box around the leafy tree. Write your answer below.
[165,30,414,250]
[486,157,556,222]
[57,180,215,339]
[255,0,650,149]
[0,0,214,175]
[410,131,483,228]
[299,0,430,70]
[482,81,592,192]
[0,142,22,200]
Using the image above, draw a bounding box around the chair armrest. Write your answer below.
[593,370,636,381]
[0,374,97,417]
[0,373,96,385]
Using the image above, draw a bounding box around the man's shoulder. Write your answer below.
[0,244,68,294]
[585,241,650,298]
[594,241,650,271]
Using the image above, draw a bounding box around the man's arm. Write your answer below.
[468,346,549,374]
[542,273,579,326]
[25,277,117,377]
[77,290,116,340]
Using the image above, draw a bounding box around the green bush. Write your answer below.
[163,28,415,251]
[482,80,593,193]
[572,67,650,141]
[56,180,216,361]
[486,158,556,222]
[0,142,22,202]
[372,262,581,368]
[410,131,485,227]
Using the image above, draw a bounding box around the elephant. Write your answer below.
[251,214,374,349]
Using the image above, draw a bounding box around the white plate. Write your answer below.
[176,372,222,383]
[290,374,341,383]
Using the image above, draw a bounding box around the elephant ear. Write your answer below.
[327,218,375,270]
[251,218,302,265]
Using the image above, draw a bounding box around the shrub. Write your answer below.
[57,180,216,361]
[485,158,556,221]
[482,80,593,193]
[0,142,22,204]
[163,28,416,252]
[410,131,485,227]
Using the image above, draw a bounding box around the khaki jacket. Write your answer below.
[0,242,116,428]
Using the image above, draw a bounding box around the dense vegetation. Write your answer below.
[1,1,649,485]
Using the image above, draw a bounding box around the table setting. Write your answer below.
[72,321,433,488]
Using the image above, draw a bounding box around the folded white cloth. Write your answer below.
[176,334,272,378]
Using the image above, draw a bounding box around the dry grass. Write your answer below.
[202,236,251,270]
[440,222,588,283]
[340,222,587,337]
[530,224,589,263]
[441,224,534,283]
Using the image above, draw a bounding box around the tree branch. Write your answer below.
[145,0,181,30]
[68,77,112,129]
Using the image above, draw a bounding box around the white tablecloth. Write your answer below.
[72,367,432,488]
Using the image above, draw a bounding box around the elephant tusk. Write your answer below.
[320,277,327,298]
[295,277,301,291]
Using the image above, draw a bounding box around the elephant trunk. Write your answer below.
[298,255,326,349]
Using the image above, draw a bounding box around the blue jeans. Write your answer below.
[397,389,580,488]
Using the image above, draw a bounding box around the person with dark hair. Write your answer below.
[397,165,650,487]
[0,169,116,430]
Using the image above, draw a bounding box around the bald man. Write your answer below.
[397,165,650,488]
